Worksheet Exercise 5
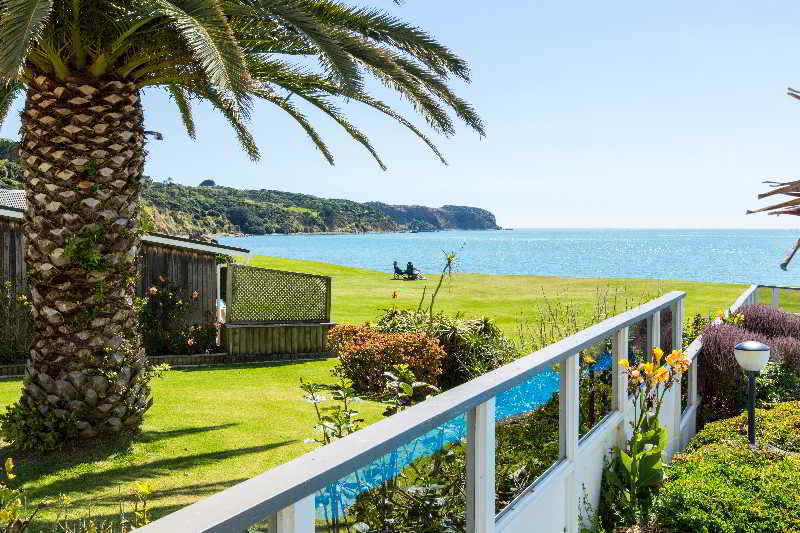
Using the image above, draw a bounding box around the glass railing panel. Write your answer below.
[578,336,614,440]
[494,368,562,515]
[680,370,689,414]
[314,410,467,533]
[627,318,648,398]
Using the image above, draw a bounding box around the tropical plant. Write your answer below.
[300,375,364,446]
[600,347,692,529]
[0,0,482,448]
[381,363,439,415]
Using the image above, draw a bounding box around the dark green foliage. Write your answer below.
[199,179,216,187]
[63,227,111,272]
[0,160,23,189]
[141,180,498,236]
[654,401,800,533]
[375,309,519,389]
[138,277,219,356]
[0,279,32,364]
[0,399,80,452]
[340,380,612,532]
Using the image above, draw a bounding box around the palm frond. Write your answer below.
[255,87,334,165]
[231,0,363,94]
[0,0,54,81]
[297,0,470,80]
[249,57,446,164]
[167,85,196,139]
[0,80,22,128]
[194,86,260,160]
[145,0,252,112]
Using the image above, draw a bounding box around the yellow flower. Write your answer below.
[642,362,654,376]
[716,310,725,319]
[652,347,664,365]
[618,359,630,368]
[653,367,669,383]
[584,356,596,365]
[667,350,684,367]
[630,369,640,380]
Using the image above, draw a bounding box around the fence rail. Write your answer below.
[225,264,332,324]
[138,291,701,533]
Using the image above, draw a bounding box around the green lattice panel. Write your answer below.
[228,265,329,322]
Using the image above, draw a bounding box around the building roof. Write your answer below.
[0,189,250,257]
[0,190,25,210]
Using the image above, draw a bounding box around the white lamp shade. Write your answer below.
[734,341,770,372]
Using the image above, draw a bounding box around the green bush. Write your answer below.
[375,309,519,389]
[139,276,219,356]
[0,279,32,364]
[654,401,800,533]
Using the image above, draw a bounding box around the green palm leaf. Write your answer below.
[0,0,54,80]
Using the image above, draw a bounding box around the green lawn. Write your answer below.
[250,255,747,333]
[0,255,750,525]
[0,360,386,525]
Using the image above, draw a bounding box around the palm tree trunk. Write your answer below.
[16,74,151,443]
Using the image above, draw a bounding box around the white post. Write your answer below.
[560,354,579,533]
[467,399,496,533]
[646,311,661,358]
[612,327,629,412]
[275,495,314,533]
[772,287,780,310]
[670,299,684,457]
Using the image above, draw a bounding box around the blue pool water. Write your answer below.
[219,228,800,286]
[315,357,612,520]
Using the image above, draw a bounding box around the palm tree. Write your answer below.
[0,0,484,448]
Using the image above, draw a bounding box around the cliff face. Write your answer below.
[366,202,501,231]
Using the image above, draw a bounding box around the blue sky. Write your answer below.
[4,1,800,229]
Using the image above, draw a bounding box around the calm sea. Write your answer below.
[217,228,800,286]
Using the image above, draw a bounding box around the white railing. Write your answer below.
[138,291,703,533]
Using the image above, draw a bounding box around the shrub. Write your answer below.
[654,401,800,533]
[0,279,32,364]
[330,326,446,393]
[375,309,519,389]
[739,303,800,339]
[697,323,800,423]
[697,323,772,422]
[139,276,219,356]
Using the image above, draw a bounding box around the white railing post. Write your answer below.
[274,495,314,533]
[646,311,661,358]
[668,299,684,458]
[612,327,630,450]
[467,399,496,533]
[772,287,780,309]
[612,327,629,413]
[559,354,579,533]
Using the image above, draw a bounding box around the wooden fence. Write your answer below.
[223,264,334,356]
[0,217,223,325]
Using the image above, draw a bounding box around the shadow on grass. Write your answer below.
[27,441,294,503]
[172,359,331,374]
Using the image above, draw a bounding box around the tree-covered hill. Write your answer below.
[0,139,500,236]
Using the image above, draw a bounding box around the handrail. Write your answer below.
[137,291,686,533]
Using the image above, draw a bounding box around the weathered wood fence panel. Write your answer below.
[137,245,217,325]
[223,323,334,356]
[0,218,218,324]
[0,219,24,286]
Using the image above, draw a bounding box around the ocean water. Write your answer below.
[218,228,800,285]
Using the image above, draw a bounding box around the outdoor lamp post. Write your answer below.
[734,341,770,446]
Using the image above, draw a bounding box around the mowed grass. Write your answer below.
[250,255,747,333]
[0,360,386,524]
[0,255,749,524]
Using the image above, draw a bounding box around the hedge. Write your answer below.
[654,401,800,533]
